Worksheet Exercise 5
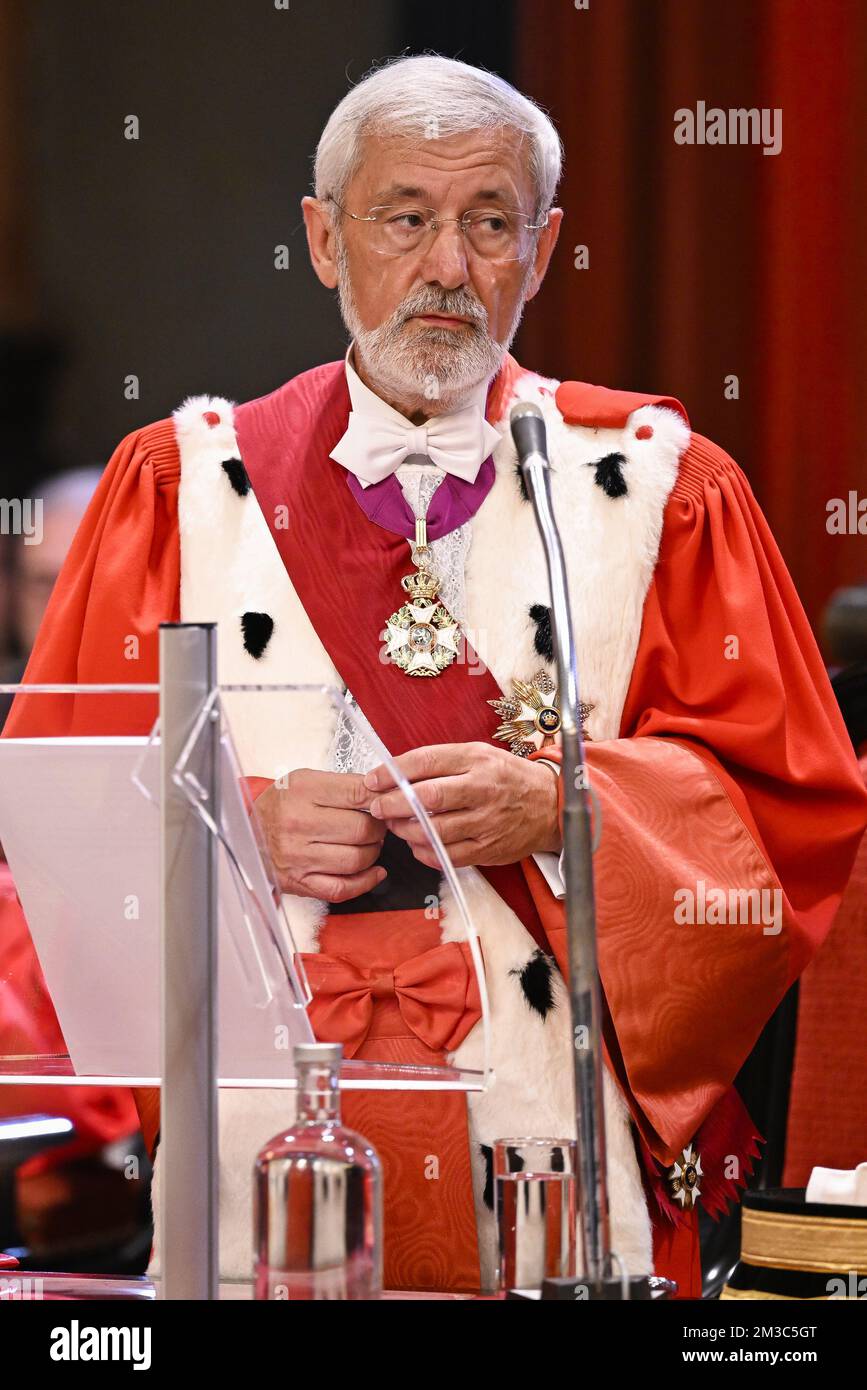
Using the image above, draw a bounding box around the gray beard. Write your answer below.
[334,234,533,416]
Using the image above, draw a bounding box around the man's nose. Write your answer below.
[417,222,470,289]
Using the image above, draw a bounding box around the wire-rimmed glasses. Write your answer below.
[327,195,548,263]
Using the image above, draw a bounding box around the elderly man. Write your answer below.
[6,54,866,1298]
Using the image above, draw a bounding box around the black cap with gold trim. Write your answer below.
[722,1187,867,1301]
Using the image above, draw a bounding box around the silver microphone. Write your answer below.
[509,399,549,478]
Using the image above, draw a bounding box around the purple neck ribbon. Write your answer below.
[344,456,496,542]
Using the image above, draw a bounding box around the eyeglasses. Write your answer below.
[327,196,548,263]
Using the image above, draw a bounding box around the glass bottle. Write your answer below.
[253,1042,382,1299]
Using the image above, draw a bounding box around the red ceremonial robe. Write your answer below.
[3,354,865,1298]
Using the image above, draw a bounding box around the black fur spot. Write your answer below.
[529,603,553,662]
[511,949,556,1020]
[480,1144,494,1210]
[241,611,274,659]
[514,459,530,502]
[590,452,628,499]
[480,1142,525,1211]
[222,458,251,497]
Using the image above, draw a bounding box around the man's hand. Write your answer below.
[363,741,562,868]
[253,770,387,901]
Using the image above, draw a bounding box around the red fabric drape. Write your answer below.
[0,419,180,1159]
[784,757,867,1186]
[515,0,867,637]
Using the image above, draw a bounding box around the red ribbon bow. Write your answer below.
[301,941,482,1059]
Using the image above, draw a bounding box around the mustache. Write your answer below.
[396,287,488,330]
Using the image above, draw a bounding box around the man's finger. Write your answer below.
[369,775,473,821]
[305,769,378,811]
[385,810,476,845]
[295,865,388,903]
[410,839,480,869]
[303,807,386,846]
[300,841,385,876]
[363,743,474,793]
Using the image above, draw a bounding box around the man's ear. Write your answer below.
[302,196,339,290]
[523,207,563,304]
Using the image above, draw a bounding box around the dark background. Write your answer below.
[0,0,864,1289]
[2,0,865,633]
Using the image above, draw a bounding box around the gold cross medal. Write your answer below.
[382,519,461,677]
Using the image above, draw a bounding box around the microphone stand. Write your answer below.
[509,402,653,1301]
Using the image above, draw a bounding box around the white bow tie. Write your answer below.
[330,403,502,488]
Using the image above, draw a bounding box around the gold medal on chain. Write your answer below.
[382,518,461,677]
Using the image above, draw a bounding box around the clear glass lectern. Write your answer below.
[0,624,491,1298]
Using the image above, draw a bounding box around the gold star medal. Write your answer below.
[382,518,461,677]
[488,669,594,757]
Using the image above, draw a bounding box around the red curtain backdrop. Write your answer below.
[515,0,867,638]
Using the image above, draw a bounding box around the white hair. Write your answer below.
[314,54,563,219]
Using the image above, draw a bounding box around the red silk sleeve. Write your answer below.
[2,419,181,739]
[1,420,181,1162]
[523,434,867,1163]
